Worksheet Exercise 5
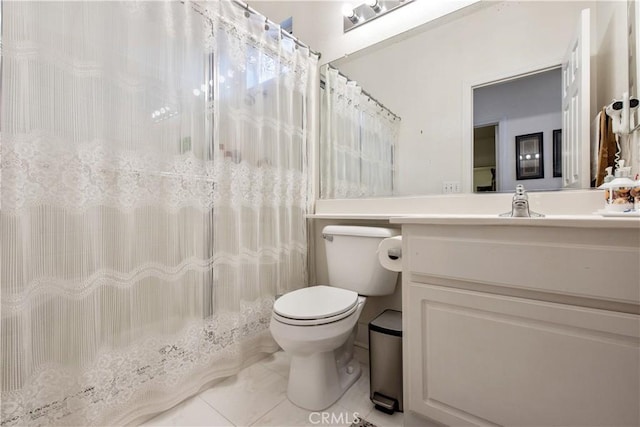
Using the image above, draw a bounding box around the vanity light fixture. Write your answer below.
[343,0,414,33]
[342,4,359,24]
[365,0,382,13]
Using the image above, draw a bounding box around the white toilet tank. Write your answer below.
[322,225,400,296]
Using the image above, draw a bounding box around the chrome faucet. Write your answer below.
[500,185,545,218]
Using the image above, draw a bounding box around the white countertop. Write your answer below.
[388,214,640,228]
[307,213,396,220]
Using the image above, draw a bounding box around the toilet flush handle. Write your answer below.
[322,233,333,242]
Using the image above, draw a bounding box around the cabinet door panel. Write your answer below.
[406,283,640,426]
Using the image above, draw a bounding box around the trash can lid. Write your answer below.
[369,309,402,337]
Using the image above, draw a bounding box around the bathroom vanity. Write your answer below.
[390,215,640,426]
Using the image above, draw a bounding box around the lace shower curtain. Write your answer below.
[0,1,317,425]
[320,66,398,198]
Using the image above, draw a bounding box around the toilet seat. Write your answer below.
[272,303,359,326]
[273,285,359,326]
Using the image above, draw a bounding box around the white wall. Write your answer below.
[474,68,563,192]
[594,0,629,112]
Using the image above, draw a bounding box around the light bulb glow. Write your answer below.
[366,0,381,12]
[193,89,201,96]
[535,153,540,159]
[342,4,355,18]
[525,154,532,160]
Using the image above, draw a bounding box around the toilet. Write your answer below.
[269,225,400,411]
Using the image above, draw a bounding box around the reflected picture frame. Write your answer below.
[515,132,544,180]
[552,129,562,177]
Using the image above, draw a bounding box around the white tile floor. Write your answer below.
[142,351,406,427]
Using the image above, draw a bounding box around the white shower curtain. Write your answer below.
[320,66,398,198]
[0,1,317,425]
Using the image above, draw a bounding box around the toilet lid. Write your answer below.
[273,285,358,320]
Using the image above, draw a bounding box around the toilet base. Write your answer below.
[287,350,361,411]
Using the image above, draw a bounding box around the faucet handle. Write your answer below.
[511,186,530,217]
[499,184,545,217]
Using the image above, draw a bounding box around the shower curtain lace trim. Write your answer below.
[0,297,276,427]
[2,137,307,214]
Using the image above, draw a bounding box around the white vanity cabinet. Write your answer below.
[393,216,640,427]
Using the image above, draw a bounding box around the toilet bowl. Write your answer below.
[269,226,400,411]
[270,286,366,410]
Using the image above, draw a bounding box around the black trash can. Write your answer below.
[368,309,403,414]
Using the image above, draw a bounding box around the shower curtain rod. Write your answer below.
[188,0,321,59]
[232,0,322,59]
[324,64,401,121]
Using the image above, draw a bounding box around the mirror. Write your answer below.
[472,68,562,193]
[322,0,630,197]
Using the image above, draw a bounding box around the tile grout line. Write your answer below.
[257,361,286,378]
[196,395,238,427]
[199,363,290,427]
[262,363,288,378]
[192,354,381,427]
[335,400,375,426]
[247,394,288,427]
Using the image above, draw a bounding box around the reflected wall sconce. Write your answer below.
[342,0,414,32]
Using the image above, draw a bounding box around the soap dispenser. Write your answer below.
[598,161,635,212]
[603,166,614,184]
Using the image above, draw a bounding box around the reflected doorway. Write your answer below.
[472,67,563,193]
[473,124,497,192]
